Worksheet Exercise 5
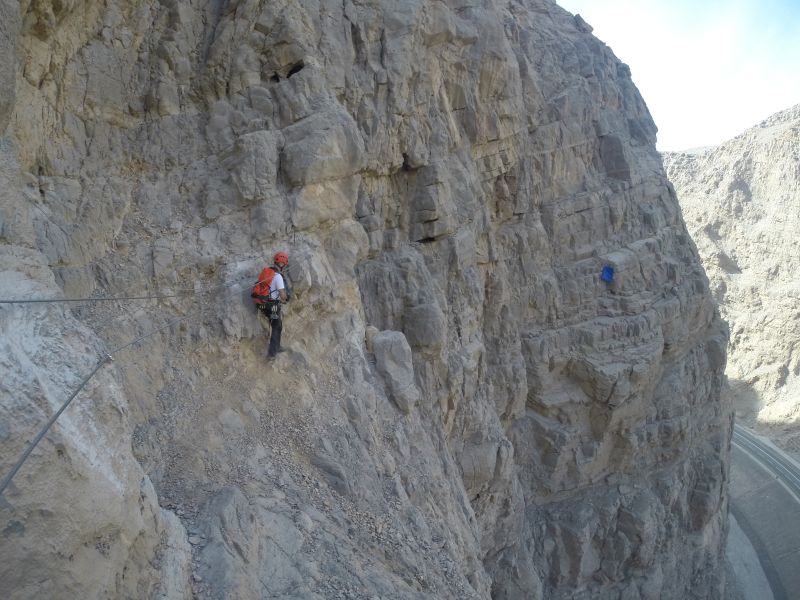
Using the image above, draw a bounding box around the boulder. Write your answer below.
[221,130,283,204]
[372,330,421,414]
[281,108,366,187]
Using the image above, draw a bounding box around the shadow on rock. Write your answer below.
[726,377,800,460]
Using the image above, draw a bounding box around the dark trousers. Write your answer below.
[268,317,283,357]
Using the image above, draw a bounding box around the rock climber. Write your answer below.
[251,251,291,359]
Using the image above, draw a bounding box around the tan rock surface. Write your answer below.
[2,2,729,598]
[664,105,800,456]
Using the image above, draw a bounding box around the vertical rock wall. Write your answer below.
[1,1,729,598]
[0,0,19,134]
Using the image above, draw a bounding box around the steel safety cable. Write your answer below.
[9,203,291,307]
[0,268,265,306]
[84,269,267,337]
[0,268,287,497]
[0,311,199,497]
[0,357,111,497]
[0,292,195,305]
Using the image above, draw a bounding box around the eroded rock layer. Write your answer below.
[664,105,800,456]
[1,1,729,598]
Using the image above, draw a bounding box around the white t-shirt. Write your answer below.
[269,272,285,300]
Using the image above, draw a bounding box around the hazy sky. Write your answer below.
[557,0,800,150]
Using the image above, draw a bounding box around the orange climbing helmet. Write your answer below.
[273,251,289,267]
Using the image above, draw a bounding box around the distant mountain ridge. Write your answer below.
[664,104,800,455]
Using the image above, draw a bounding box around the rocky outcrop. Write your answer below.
[1,1,729,599]
[0,0,19,134]
[664,105,800,456]
[0,247,189,599]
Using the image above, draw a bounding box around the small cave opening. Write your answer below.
[270,73,281,83]
[287,61,305,78]
[401,153,412,172]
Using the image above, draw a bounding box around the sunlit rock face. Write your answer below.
[1,1,729,598]
[664,105,800,457]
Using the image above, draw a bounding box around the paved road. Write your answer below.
[730,425,800,600]
[733,427,800,500]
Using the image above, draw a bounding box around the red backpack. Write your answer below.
[251,267,277,305]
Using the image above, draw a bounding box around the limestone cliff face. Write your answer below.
[1,2,729,599]
[664,105,800,456]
